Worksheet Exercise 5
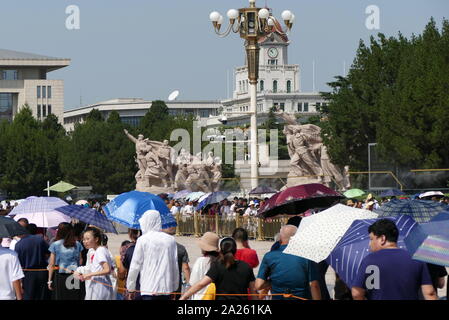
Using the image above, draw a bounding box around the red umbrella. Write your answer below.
[258,183,344,219]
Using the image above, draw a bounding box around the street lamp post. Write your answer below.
[209,0,295,190]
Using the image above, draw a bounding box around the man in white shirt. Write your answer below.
[181,201,195,217]
[0,246,24,300]
[170,202,180,216]
[244,201,258,216]
[127,210,179,300]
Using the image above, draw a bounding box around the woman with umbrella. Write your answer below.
[0,216,26,300]
[47,222,84,300]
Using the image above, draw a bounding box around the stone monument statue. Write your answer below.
[124,130,222,193]
[274,108,350,191]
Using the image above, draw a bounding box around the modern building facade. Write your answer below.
[63,98,221,131]
[0,49,70,123]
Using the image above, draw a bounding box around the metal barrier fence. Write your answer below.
[175,213,287,241]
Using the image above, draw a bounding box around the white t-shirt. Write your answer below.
[244,207,257,216]
[9,238,20,251]
[170,206,180,216]
[181,205,194,216]
[0,248,24,300]
[220,205,231,216]
[189,256,213,300]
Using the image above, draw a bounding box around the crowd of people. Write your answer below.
[0,192,448,301]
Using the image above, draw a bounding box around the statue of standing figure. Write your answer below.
[274,108,350,191]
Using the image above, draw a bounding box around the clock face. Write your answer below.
[268,47,278,58]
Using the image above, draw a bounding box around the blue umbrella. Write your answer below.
[185,192,205,202]
[173,190,191,200]
[197,191,231,210]
[430,211,449,222]
[326,215,418,288]
[55,205,117,234]
[375,199,447,223]
[404,218,449,267]
[380,189,405,197]
[104,191,174,230]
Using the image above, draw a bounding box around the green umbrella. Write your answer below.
[343,188,366,198]
[44,181,77,193]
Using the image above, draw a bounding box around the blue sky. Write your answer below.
[1,0,447,110]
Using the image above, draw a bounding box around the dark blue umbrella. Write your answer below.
[380,189,405,197]
[375,199,447,223]
[0,216,29,238]
[249,186,277,195]
[404,217,449,267]
[55,205,117,234]
[104,191,174,230]
[326,215,418,288]
[430,211,449,222]
[197,191,231,210]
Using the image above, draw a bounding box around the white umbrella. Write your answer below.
[283,204,378,263]
[419,191,444,199]
[9,197,71,228]
[75,200,89,205]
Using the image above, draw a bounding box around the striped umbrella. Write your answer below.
[375,199,447,223]
[185,192,205,202]
[55,205,117,234]
[173,190,191,200]
[404,216,449,267]
[8,197,71,228]
[326,215,418,288]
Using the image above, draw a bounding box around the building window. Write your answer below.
[287,80,291,93]
[297,102,303,112]
[42,105,46,117]
[47,86,51,99]
[37,105,41,118]
[260,80,264,92]
[47,105,52,115]
[42,86,46,99]
[303,102,309,112]
[2,70,18,80]
[239,81,242,92]
[37,86,41,98]
[0,93,13,120]
[200,110,210,118]
[120,116,142,127]
[273,80,278,93]
[268,59,278,65]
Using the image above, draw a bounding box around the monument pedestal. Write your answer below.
[285,172,323,189]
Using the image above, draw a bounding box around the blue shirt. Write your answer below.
[257,244,319,300]
[49,240,83,273]
[15,235,49,269]
[353,248,432,300]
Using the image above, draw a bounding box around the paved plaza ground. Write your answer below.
[106,233,448,299]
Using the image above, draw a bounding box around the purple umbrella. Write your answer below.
[326,215,418,288]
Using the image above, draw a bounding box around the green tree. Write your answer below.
[321,18,449,174]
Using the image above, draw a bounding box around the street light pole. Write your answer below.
[209,0,295,190]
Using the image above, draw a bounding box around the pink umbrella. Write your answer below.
[10,197,71,228]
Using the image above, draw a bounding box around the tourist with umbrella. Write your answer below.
[0,216,27,300]
[351,219,437,300]
[256,225,321,300]
[404,214,449,297]
[15,221,51,300]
